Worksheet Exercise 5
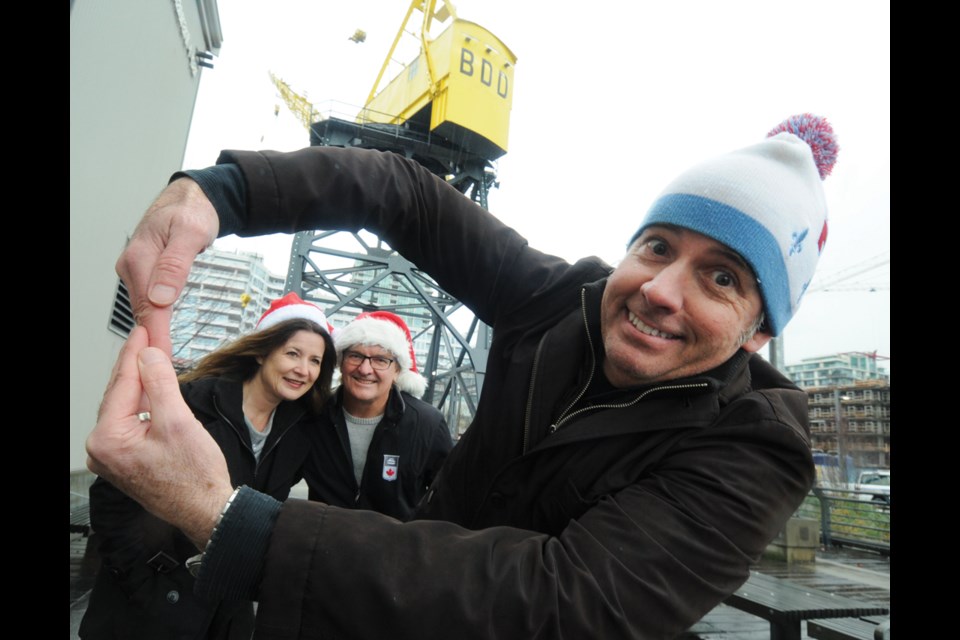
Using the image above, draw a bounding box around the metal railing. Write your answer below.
[794,486,890,555]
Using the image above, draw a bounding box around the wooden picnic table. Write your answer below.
[724,571,889,640]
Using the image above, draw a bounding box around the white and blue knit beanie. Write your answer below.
[630,114,839,337]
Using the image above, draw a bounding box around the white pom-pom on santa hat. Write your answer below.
[333,310,427,398]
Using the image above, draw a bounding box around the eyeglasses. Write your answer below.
[343,351,396,371]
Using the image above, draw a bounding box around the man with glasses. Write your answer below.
[301,311,453,521]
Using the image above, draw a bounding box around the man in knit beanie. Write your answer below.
[602,114,836,387]
[93,115,839,638]
[299,310,452,521]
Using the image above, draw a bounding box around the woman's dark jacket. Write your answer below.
[301,385,452,521]
[79,377,314,640]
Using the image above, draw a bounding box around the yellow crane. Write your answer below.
[271,1,516,162]
[269,71,322,132]
[362,0,516,160]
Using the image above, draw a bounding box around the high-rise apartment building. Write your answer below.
[784,352,889,389]
[171,246,286,367]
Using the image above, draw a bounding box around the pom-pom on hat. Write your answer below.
[334,311,427,398]
[256,292,331,335]
[629,113,838,337]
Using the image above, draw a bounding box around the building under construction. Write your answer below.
[784,352,890,472]
[806,379,890,471]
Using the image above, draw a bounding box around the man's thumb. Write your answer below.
[149,282,180,306]
[148,247,194,306]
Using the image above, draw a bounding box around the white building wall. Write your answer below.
[70,0,221,471]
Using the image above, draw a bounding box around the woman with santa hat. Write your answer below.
[81,293,337,640]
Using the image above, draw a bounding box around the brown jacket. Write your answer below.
[214,146,815,639]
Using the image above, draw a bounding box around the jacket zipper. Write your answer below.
[347,394,400,504]
[550,381,710,432]
[523,287,710,446]
[554,288,599,423]
[523,289,595,453]
[214,399,297,477]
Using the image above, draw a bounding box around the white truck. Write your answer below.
[854,469,890,504]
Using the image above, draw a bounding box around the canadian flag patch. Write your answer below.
[382,455,399,481]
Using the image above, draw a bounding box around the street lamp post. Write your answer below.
[834,388,850,485]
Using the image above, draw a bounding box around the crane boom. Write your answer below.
[269,71,321,131]
[807,252,889,293]
[364,0,446,108]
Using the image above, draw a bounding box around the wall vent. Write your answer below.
[109,279,135,337]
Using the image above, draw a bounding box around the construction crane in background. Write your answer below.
[269,72,321,132]
[806,251,890,294]
[273,1,517,435]
[839,351,890,363]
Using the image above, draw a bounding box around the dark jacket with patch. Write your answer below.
[207,146,816,640]
[79,377,314,640]
[301,385,452,521]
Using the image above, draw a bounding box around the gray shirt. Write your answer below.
[244,410,275,462]
[343,409,383,485]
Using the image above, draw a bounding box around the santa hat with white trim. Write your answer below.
[333,310,427,398]
[629,114,839,337]
[256,292,331,336]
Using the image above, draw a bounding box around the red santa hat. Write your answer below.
[333,310,427,398]
[256,292,331,335]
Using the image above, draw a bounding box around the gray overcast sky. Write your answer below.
[183,0,890,376]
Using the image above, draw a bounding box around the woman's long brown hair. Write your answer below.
[178,318,336,414]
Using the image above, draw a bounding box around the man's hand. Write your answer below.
[116,178,219,354]
[86,326,233,549]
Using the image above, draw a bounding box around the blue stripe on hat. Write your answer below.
[636,193,792,336]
